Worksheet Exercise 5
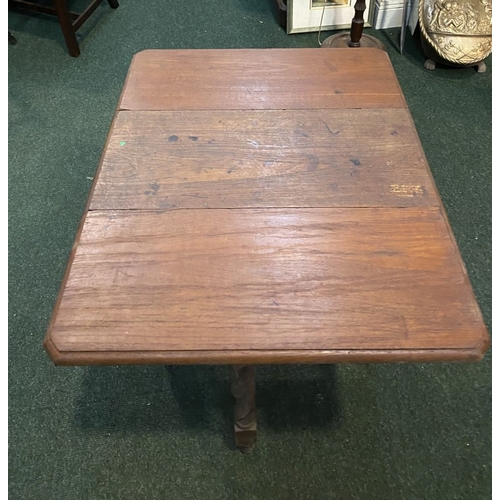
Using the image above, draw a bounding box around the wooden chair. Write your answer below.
[8,0,119,57]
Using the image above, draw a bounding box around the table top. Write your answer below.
[44,49,489,365]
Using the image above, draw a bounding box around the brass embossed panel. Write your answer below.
[420,0,492,65]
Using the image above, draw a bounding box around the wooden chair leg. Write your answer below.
[53,0,80,57]
[107,0,119,9]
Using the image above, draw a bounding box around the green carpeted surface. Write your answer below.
[9,1,491,498]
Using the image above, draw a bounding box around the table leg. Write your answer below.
[231,365,257,453]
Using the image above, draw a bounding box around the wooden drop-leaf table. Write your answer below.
[44,49,489,453]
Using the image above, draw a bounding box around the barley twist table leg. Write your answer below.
[231,365,257,453]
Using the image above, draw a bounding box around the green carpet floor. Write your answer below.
[9,1,491,498]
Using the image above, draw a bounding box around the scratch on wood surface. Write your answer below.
[390,184,426,197]
[320,119,340,136]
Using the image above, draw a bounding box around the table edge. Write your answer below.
[117,48,407,112]
[44,335,490,366]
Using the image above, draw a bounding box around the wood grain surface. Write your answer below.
[118,49,406,111]
[91,109,438,210]
[48,208,488,357]
[44,338,489,365]
[44,48,490,366]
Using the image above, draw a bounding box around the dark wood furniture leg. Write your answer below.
[275,0,287,28]
[231,365,257,453]
[9,0,119,57]
[53,0,80,57]
[348,0,365,47]
[321,0,386,50]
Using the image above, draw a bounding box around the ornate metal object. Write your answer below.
[419,0,492,69]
